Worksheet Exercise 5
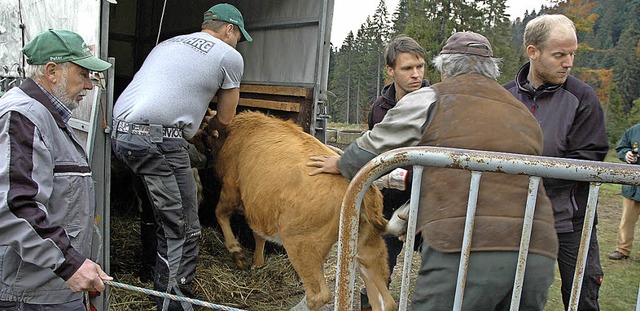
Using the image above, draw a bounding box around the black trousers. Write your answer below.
[557,227,603,311]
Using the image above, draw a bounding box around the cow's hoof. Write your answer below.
[251,262,265,269]
[232,251,250,270]
[290,296,310,311]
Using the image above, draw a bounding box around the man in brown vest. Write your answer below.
[307,31,558,310]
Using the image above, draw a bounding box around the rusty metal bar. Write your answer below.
[397,165,423,311]
[334,175,366,310]
[510,176,541,310]
[335,146,640,311]
[452,171,482,311]
[351,146,640,186]
[568,183,601,311]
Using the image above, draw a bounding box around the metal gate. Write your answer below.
[334,146,640,311]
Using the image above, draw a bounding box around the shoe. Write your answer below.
[607,251,629,260]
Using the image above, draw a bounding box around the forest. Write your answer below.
[327,0,640,145]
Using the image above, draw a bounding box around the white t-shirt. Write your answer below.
[113,31,244,139]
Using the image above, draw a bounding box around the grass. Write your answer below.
[327,122,368,131]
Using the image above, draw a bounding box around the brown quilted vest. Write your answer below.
[417,73,558,258]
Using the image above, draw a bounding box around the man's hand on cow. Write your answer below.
[65,259,112,293]
[307,155,341,176]
[202,109,220,138]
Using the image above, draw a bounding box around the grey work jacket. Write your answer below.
[0,79,95,304]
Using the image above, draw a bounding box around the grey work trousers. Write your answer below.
[0,299,84,311]
[112,132,200,311]
[412,245,555,310]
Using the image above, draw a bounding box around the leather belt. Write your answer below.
[114,120,183,139]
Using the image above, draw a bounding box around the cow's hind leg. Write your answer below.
[284,239,333,310]
[215,187,250,270]
[252,232,266,268]
[357,229,397,311]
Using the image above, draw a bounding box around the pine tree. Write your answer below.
[478,0,520,83]
[391,0,411,37]
[328,32,356,123]
[371,0,392,97]
[612,4,640,111]
[326,0,640,132]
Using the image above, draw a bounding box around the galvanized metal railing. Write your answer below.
[334,146,640,311]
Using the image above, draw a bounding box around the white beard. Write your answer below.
[51,69,81,111]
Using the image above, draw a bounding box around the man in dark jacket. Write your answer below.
[607,124,640,260]
[361,35,429,310]
[503,14,609,311]
[309,31,558,310]
[368,35,429,129]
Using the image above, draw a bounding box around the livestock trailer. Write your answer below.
[0,0,334,309]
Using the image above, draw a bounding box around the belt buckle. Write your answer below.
[130,124,148,136]
[149,124,163,142]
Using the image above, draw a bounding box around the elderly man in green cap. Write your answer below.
[112,3,252,311]
[0,29,112,310]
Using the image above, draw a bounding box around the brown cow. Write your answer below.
[204,111,396,311]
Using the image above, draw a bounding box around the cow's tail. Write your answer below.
[361,187,387,231]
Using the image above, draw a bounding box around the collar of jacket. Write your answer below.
[515,62,563,98]
[19,78,67,129]
[381,79,431,109]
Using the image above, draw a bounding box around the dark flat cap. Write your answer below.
[441,31,493,57]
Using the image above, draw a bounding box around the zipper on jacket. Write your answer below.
[531,97,538,115]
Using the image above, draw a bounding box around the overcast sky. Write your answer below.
[331,0,553,46]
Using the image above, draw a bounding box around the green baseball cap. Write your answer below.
[22,29,112,72]
[204,3,252,42]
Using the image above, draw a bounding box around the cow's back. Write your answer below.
[216,111,356,238]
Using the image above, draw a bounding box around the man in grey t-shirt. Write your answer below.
[112,4,251,311]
